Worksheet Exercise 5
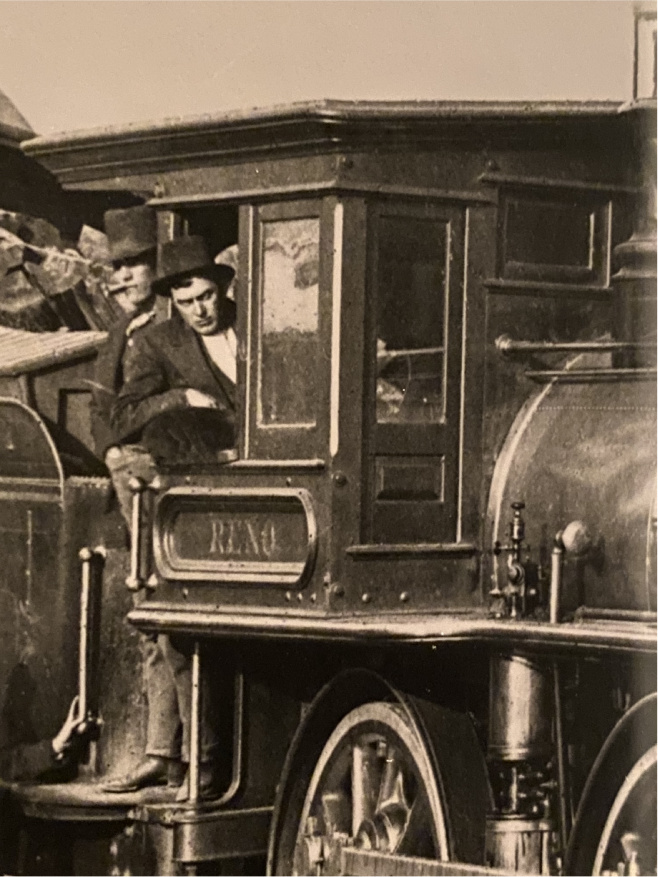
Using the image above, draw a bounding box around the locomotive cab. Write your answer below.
[137,190,478,628]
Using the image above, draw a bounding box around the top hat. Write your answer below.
[153,236,235,296]
[104,206,158,262]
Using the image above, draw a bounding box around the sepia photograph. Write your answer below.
[0,1,655,874]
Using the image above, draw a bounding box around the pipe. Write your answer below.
[550,538,564,625]
[525,367,656,381]
[553,662,571,856]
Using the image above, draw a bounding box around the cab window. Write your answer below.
[375,215,447,424]
[365,202,464,544]
[259,216,320,428]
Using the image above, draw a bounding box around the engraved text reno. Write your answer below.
[154,487,318,586]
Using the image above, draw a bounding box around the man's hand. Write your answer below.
[185,389,220,409]
[52,696,87,758]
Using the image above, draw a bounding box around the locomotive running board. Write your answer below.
[172,804,272,862]
[129,801,273,863]
[342,849,516,876]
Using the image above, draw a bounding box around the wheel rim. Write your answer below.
[292,702,449,876]
[592,745,657,876]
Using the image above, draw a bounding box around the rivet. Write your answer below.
[310,593,317,603]
[286,477,292,486]
[330,584,344,598]
[400,591,409,603]
[285,591,292,602]
[297,592,303,602]
[182,587,189,599]
[361,593,371,604]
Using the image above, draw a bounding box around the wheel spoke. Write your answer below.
[397,792,437,859]
[351,740,383,837]
[320,790,351,836]
[375,745,412,852]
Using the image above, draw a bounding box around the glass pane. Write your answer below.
[376,216,446,423]
[259,217,320,427]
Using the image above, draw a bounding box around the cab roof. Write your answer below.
[22,99,624,186]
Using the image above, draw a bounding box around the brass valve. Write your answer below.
[492,502,534,618]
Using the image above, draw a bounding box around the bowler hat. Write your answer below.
[153,236,235,296]
[104,206,157,262]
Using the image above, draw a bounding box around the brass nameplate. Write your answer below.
[154,487,317,586]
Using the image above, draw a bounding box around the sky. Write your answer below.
[0,1,642,137]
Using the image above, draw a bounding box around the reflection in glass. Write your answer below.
[376,216,447,423]
[259,217,320,427]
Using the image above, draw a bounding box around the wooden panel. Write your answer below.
[375,456,444,501]
[497,191,610,286]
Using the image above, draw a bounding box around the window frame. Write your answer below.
[246,198,332,460]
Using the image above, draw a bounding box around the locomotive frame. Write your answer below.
[0,87,654,876]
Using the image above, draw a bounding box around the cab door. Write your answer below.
[363,201,465,544]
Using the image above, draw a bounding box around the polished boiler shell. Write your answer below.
[487,358,657,612]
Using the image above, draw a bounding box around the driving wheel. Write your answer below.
[290,701,449,875]
[591,745,657,876]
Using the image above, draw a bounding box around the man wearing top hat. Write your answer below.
[106,236,237,800]
[90,205,165,520]
[91,206,189,795]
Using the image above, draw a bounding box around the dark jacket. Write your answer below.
[110,313,236,448]
[90,307,159,457]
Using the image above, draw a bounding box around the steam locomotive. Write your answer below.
[0,84,654,875]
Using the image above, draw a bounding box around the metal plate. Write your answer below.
[154,487,318,586]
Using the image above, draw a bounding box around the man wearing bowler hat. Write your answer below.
[108,236,237,799]
[111,235,237,464]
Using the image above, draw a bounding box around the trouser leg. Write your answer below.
[160,635,220,764]
[106,446,180,758]
[140,633,182,759]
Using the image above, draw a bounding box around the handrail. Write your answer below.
[495,334,655,355]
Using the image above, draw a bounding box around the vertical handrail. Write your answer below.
[126,477,146,591]
[215,669,245,806]
[78,547,93,725]
[189,641,202,805]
